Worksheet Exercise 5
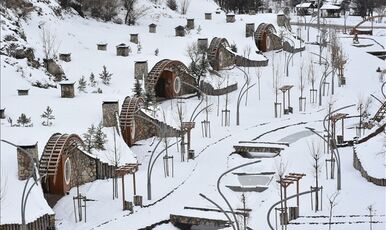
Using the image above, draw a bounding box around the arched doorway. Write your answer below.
[155,70,176,98]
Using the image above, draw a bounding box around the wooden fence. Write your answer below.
[1,214,55,230]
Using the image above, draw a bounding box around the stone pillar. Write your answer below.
[17,143,38,180]
[246,23,255,37]
[133,195,143,207]
[59,53,71,62]
[175,26,185,37]
[149,24,157,33]
[17,89,29,96]
[97,43,107,51]
[187,18,194,29]
[277,14,286,27]
[226,14,235,23]
[116,44,129,56]
[130,34,139,44]
[197,38,208,52]
[134,61,148,80]
[60,83,75,98]
[205,13,212,20]
[102,101,119,127]
[0,108,5,119]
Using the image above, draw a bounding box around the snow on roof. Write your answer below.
[296,2,313,8]
[0,143,54,225]
[321,3,341,10]
[90,127,137,166]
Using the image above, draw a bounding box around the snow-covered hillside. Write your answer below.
[1,0,385,229]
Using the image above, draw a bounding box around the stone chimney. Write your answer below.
[17,143,38,180]
[134,61,148,80]
[246,23,255,38]
[102,101,119,127]
[186,18,195,29]
[197,38,208,53]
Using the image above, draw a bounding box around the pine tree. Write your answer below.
[94,122,107,150]
[41,106,55,126]
[16,113,32,127]
[78,76,87,92]
[89,72,97,87]
[83,124,96,152]
[144,88,156,109]
[99,65,113,85]
[133,78,143,97]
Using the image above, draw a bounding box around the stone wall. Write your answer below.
[218,46,236,69]
[17,144,39,180]
[200,81,238,96]
[233,145,283,154]
[283,41,305,53]
[69,148,98,188]
[353,146,386,186]
[180,72,197,96]
[235,55,269,67]
[134,110,181,143]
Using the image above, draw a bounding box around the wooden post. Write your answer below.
[296,180,300,207]
[187,129,191,151]
[121,175,125,210]
[341,118,344,141]
[288,89,291,110]
[132,173,137,195]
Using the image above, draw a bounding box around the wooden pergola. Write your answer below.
[280,85,294,115]
[115,163,140,210]
[276,172,306,225]
[182,122,195,151]
[329,113,348,144]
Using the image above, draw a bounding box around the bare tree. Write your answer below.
[123,0,150,25]
[179,0,191,15]
[41,25,59,60]
[186,42,209,85]
[215,77,225,116]
[275,157,287,217]
[175,100,187,161]
[105,128,122,199]
[273,64,282,118]
[367,204,375,230]
[327,192,340,230]
[308,60,317,103]
[309,141,322,212]
[255,68,262,101]
[328,30,341,94]
[357,96,372,136]
[299,61,307,111]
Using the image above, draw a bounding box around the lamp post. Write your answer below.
[235,66,256,126]
[305,104,355,191]
[216,160,261,230]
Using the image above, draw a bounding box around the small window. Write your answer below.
[64,158,71,185]
[174,76,181,94]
